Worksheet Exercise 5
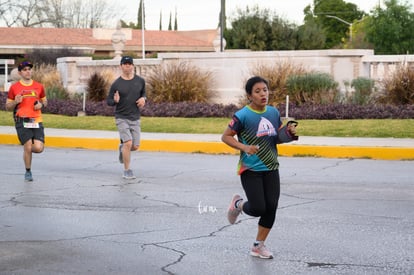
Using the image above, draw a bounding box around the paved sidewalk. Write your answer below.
[1,126,413,160]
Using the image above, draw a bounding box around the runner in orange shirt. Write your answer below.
[6,61,48,182]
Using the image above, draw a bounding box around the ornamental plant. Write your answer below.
[350,77,375,105]
[286,73,339,105]
[146,61,215,103]
[31,64,69,100]
[380,65,414,105]
[86,70,115,102]
[249,61,307,105]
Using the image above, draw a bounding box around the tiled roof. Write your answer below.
[1,28,98,46]
[0,27,217,52]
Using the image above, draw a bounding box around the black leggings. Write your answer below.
[240,169,280,229]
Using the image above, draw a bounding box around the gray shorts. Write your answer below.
[116,118,141,146]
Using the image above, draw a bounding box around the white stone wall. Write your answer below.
[57,56,161,95]
[158,50,374,103]
[55,50,414,104]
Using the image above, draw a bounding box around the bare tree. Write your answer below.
[46,0,107,28]
[0,0,11,19]
[42,0,66,27]
[65,0,84,28]
[0,0,118,28]
[16,0,51,27]
[0,0,19,27]
[0,0,48,27]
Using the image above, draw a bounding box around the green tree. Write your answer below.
[120,20,136,28]
[174,8,178,30]
[270,16,299,50]
[225,6,274,50]
[311,0,365,48]
[297,19,326,49]
[137,0,145,30]
[159,10,162,30]
[122,0,145,29]
[365,0,414,54]
[343,18,373,49]
[297,5,326,49]
[168,11,172,30]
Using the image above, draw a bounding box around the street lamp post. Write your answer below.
[325,15,353,43]
[220,0,225,52]
[141,0,145,59]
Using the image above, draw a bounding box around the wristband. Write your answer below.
[287,120,298,127]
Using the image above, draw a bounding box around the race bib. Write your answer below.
[23,118,39,128]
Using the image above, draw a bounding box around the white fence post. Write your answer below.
[1,59,15,92]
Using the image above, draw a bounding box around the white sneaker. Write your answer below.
[250,242,273,259]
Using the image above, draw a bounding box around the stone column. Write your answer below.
[212,28,226,52]
[112,21,126,60]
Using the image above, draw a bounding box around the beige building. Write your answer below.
[2,27,414,104]
[0,26,221,91]
[0,27,219,59]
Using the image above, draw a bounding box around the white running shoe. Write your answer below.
[250,242,273,259]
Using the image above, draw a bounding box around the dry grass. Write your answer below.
[146,61,215,103]
[381,65,414,105]
[100,69,117,88]
[250,61,308,105]
[32,64,58,84]
[31,64,69,99]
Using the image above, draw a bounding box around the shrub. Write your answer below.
[353,78,375,105]
[100,69,117,87]
[46,86,70,100]
[345,77,375,105]
[249,62,307,105]
[86,71,114,102]
[31,64,69,100]
[276,103,414,119]
[1,92,414,118]
[24,47,87,66]
[140,101,238,117]
[85,100,115,116]
[380,65,414,105]
[146,61,215,103]
[42,98,83,116]
[286,73,339,105]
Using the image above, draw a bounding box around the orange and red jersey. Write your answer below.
[7,80,46,122]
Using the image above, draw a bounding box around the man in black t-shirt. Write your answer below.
[107,56,146,179]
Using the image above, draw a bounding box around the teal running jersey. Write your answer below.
[228,105,283,174]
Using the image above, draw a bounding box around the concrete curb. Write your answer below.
[1,133,413,160]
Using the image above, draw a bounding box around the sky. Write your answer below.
[111,0,384,30]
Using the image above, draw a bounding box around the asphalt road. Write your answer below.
[0,145,413,275]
